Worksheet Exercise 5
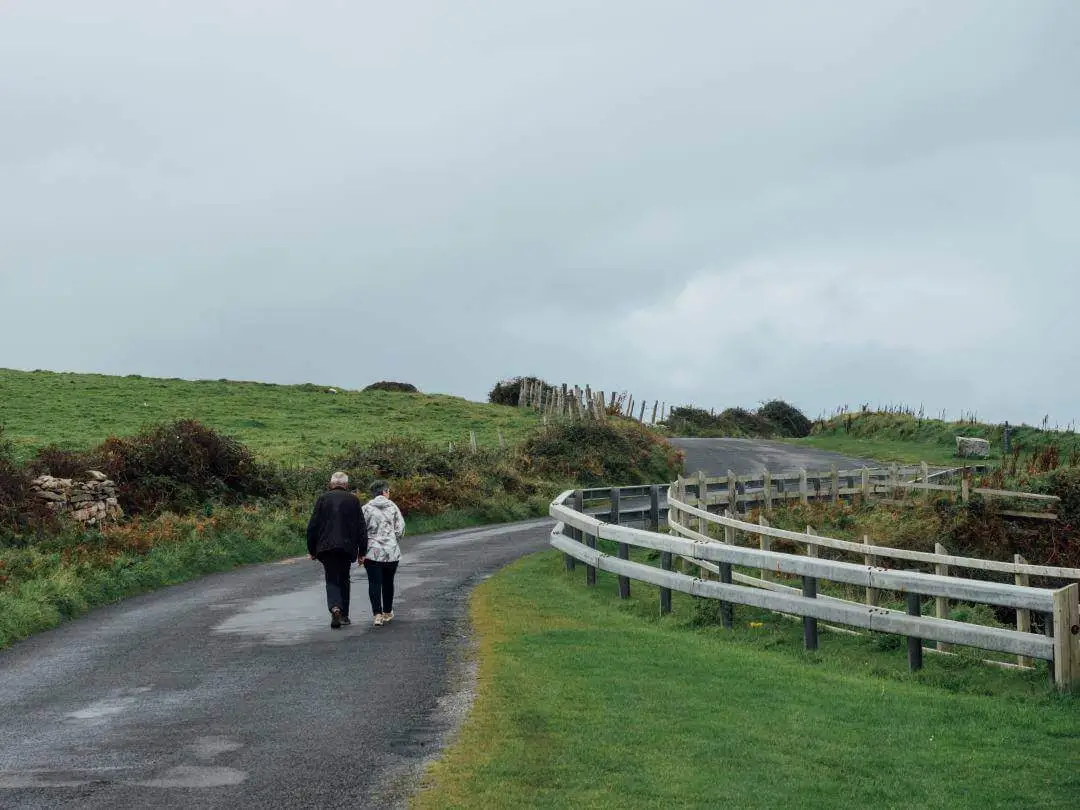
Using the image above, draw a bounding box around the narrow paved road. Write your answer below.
[0,439,884,809]
[672,437,879,476]
[0,519,551,809]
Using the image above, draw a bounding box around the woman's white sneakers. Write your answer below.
[372,612,394,627]
[382,612,393,623]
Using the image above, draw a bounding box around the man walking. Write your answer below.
[307,471,366,629]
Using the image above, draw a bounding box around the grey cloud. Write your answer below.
[2,1,1079,426]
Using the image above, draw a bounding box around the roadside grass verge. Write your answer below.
[0,499,549,652]
[0,368,541,464]
[414,551,1079,810]
[784,433,969,466]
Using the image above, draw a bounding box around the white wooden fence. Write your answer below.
[549,486,1080,690]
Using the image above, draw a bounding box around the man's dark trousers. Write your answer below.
[319,551,353,617]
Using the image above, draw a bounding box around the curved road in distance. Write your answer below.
[672,437,881,477]
[0,438,884,810]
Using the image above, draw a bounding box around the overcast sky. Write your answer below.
[2,1,1078,426]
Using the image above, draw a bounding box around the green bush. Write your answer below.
[488,376,552,407]
[363,381,419,393]
[758,400,812,438]
[520,419,683,486]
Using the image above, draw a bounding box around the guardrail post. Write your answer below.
[566,490,583,572]
[1051,583,1080,691]
[611,488,630,599]
[934,542,949,651]
[863,535,879,606]
[907,589,923,671]
[758,515,773,583]
[719,560,734,629]
[1015,554,1030,667]
[803,570,819,651]
[660,551,672,615]
[649,484,661,532]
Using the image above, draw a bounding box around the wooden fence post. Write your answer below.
[611,488,629,599]
[921,461,930,502]
[1015,554,1031,667]
[660,549,672,615]
[565,491,582,572]
[803,570,819,651]
[579,488,596,586]
[649,484,661,533]
[831,464,839,505]
[651,400,658,424]
[762,469,773,514]
[719,516,734,629]
[758,515,773,583]
[728,470,738,514]
[907,589,924,671]
[800,469,809,505]
[935,542,950,651]
[1051,583,1080,691]
[696,471,710,579]
[862,467,871,500]
[638,399,647,422]
[864,535,879,606]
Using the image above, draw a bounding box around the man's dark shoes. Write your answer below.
[341,616,351,625]
[330,607,343,629]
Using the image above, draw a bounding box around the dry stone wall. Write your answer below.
[31,471,123,525]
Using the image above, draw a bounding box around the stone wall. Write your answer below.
[31,471,123,525]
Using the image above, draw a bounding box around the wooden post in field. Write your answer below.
[651,400,658,424]
[469,431,478,453]
[862,467,871,500]
[611,488,630,599]
[1015,554,1031,667]
[584,385,593,418]
[1051,584,1080,690]
[864,535,879,606]
[800,469,809,505]
[518,378,528,407]
[728,470,738,515]
[803,536,819,650]
[758,514,773,583]
[649,484,661,533]
[907,588,924,671]
[627,395,633,418]
[638,399,647,422]
[660,402,666,422]
[935,542,950,651]
[561,383,568,417]
[762,469,773,514]
[921,461,930,502]
[831,464,839,505]
[696,470,709,579]
[581,487,596,586]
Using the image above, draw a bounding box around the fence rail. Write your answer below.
[550,485,1080,690]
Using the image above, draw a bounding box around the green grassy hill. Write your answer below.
[793,410,1080,466]
[0,369,540,464]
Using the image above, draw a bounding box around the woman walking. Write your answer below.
[361,479,405,627]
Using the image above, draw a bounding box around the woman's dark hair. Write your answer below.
[370,479,389,498]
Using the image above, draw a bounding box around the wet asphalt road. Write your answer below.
[672,437,880,476]
[0,519,552,810]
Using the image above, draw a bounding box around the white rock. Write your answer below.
[955,436,991,458]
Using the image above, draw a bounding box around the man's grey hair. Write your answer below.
[329,471,349,489]
[370,479,389,498]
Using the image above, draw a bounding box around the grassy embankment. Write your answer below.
[0,368,541,464]
[414,551,1079,809]
[791,410,1080,467]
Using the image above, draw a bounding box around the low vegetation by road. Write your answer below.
[415,552,1079,809]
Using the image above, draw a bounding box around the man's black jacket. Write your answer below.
[306,488,367,560]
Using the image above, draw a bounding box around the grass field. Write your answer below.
[415,552,1079,809]
[786,434,973,466]
[0,369,540,463]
